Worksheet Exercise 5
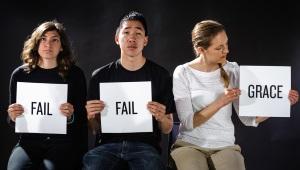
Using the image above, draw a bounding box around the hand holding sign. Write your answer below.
[7,103,24,122]
[60,103,74,120]
[289,90,299,105]
[85,100,105,120]
[147,101,166,122]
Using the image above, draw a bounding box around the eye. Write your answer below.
[215,47,223,51]
[52,38,60,42]
[40,37,46,41]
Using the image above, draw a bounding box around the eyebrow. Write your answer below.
[42,35,60,38]
[123,26,144,31]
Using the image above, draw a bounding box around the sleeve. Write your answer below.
[173,65,195,130]
[68,67,88,156]
[161,71,176,115]
[7,69,18,126]
[231,62,258,127]
[87,71,100,100]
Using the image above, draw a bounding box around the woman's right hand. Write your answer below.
[85,100,105,120]
[7,103,24,122]
[217,88,240,107]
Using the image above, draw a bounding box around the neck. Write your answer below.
[120,54,146,71]
[191,56,219,72]
[38,59,57,69]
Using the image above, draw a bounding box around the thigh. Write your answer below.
[82,143,123,170]
[42,142,75,170]
[7,145,35,170]
[211,146,245,170]
[171,146,209,170]
[126,142,164,170]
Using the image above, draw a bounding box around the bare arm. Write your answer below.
[147,101,173,134]
[193,88,240,128]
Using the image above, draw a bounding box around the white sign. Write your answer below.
[100,81,152,133]
[16,82,68,134]
[239,66,290,117]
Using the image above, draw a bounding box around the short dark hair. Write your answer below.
[116,11,148,36]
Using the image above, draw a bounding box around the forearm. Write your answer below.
[255,116,269,124]
[193,99,224,128]
[159,114,173,134]
[88,115,100,135]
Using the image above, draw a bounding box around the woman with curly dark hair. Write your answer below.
[7,20,87,170]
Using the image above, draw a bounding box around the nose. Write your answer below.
[43,40,51,47]
[128,34,136,42]
[223,46,229,54]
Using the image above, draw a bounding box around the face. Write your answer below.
[38,30,62,62]
[115,20,148,58]
[198,31,229,65]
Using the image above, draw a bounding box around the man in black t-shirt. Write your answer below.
[82,11,175,170]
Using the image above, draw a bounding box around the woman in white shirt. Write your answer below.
[170,20,299,170]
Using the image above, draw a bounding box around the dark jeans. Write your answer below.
[82,141,165,170]
[7,138,80,170]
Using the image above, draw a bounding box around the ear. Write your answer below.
[196,47,205,55]
[115,35,119,45]
[143,36,148,46]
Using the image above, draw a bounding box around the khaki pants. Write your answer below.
[170,140,245,170]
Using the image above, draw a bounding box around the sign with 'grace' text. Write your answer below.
[100,81,153,133]
[16,82,67,134]
[239,66,290,117]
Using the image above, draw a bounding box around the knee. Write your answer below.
[171,147,209,170]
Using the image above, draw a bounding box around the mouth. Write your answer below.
[127,44,138,49]
[44,50,52,53]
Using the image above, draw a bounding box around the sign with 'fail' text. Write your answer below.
[16,82,67,134]
[100,81,152,133]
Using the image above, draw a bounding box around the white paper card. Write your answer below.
[100,81,152,133]
[239,66,290,117]
[16,82,68,134]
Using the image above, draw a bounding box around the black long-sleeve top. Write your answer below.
[8,64,87,152]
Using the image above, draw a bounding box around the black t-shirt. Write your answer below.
[88,59,175,151]
[8,65,87,148]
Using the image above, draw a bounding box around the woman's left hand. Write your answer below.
[289,90,299,106]
[60,103,74,119]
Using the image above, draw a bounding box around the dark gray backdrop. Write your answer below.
[1,0,300,169]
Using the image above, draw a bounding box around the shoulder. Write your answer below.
[10,64,29,77]
[146,59,170,77]
[224,61,239,73]
[173,62,189,78]
[68,65,86,79]
[69,65,84,75]
[91,61,116,78]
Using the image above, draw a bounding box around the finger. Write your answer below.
[87,100,104,105]
[87,110,101,117]
[148,101,166,109]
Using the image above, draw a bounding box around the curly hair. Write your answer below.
[21,20,75,79]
